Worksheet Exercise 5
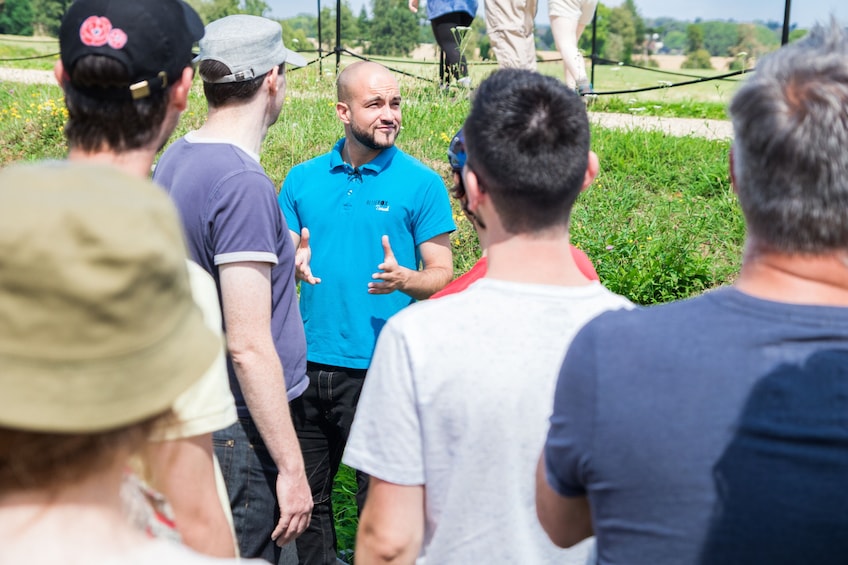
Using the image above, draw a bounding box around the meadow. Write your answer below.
[0,40,746,559]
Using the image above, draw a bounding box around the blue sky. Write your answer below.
[271,0,846,28]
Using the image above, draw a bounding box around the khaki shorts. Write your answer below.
[486,0,538,70]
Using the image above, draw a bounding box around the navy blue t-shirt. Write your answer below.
[154,135,308,415]
[699,347,848,564]
[544,287,848,565]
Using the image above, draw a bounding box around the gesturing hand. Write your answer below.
[368,235,410,295]
[294,227,321,285]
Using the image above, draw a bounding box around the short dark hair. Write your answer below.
[200,60,281,108]
[730,21,848,253]
[63,55,172,152]
[464,69,590,234]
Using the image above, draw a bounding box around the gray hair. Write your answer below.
[729,20,848,253]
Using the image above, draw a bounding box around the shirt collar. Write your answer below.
[329,138,397,174]
[184,131,260,162]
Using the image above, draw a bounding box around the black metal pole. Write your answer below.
[590,9,598,87]
[317,0,323,75]
[336,0,342,73]
[781,0,792,45]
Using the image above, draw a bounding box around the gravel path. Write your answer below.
[590,111,732,140]
[0,67,53,85]
[0,67,733,141]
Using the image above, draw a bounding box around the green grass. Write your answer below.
[578,63,746,105]
[574,128,741,304]
[269,67,744,304]
[587,95,729,120]
[0,34,748,117]
[0,82,67,165]
[0,34,59,70]
[332,465,360,562]
[0,42,746,563]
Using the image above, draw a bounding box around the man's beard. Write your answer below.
[350,119,398,150]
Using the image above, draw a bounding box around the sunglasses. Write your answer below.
[448,129,466,172]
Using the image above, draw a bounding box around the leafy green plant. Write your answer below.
[333,465,360,563]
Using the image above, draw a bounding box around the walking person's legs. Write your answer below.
[486,0,538,70]
[550,0,597,90]
[431,12,475,85]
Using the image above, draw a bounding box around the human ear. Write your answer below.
[463,166,483,212]
[54,60,67,88]
[335,101,351,124]
[580,151,600,192]
[729,146,739,194]
[168,66,194,112]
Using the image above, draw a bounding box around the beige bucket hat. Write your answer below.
[0,162,219,433]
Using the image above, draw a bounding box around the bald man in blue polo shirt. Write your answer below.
[279,60,455,564]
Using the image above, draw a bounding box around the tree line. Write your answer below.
[2,0,806,68]
[0,0,271,36]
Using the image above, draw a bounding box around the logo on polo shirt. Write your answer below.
[367,199,390,212]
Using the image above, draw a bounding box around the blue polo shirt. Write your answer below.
[280,139,455,369]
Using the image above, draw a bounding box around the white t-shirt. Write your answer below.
[344,278,632,564]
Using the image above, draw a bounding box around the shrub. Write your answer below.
[682,48,714,69]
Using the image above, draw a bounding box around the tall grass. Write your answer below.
[0,82,67,163]
[0,57,745,562]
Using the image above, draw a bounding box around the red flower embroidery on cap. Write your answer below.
[79,16,112,47]
[107,28,128,49]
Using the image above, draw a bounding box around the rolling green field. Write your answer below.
[0,34,59,68]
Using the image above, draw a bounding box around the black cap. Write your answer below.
[60,0,204,100]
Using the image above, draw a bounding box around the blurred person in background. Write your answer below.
[549,0,597,94]
[485,0,537,69]
[409,0,477,87]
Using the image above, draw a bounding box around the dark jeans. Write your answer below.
[432,11,474,82]
[291,362,370,565]
[213,419,298,565]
